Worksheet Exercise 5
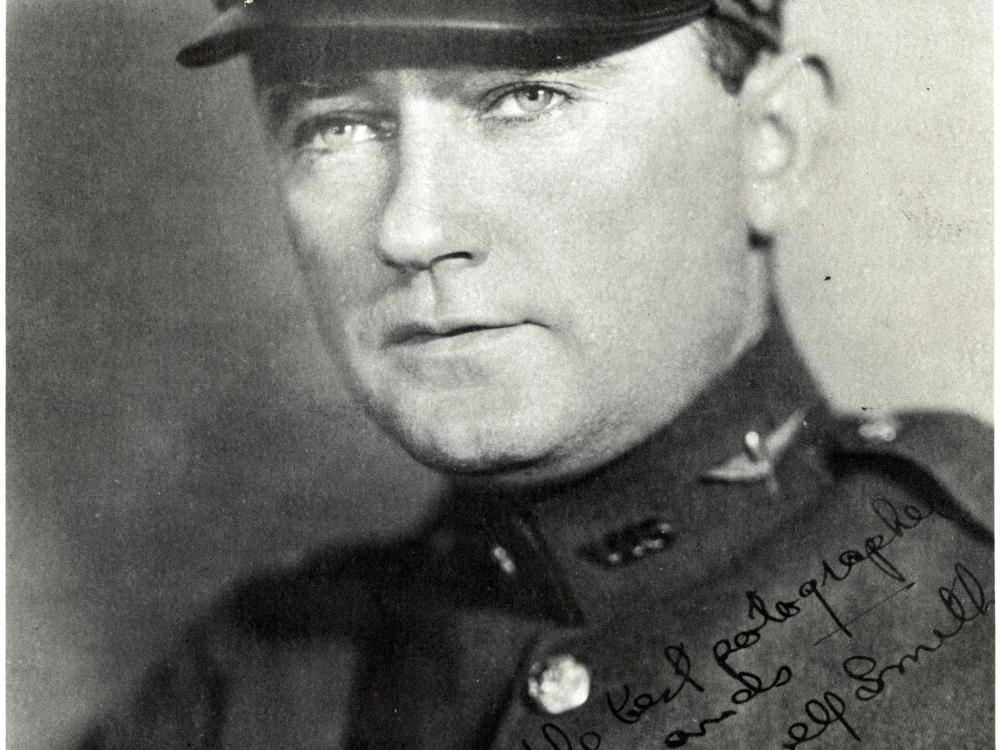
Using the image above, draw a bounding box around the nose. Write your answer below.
[376,118,487,273]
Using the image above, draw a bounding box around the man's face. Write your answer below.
[260,27,759,482]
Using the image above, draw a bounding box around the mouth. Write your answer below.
[387,321,524,347]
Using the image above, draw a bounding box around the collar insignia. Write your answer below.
[702,410,805,490]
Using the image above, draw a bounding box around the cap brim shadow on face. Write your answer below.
[177,0,715,72]
[244,29,670,87]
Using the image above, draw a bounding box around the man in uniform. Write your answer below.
[76,0,993,748]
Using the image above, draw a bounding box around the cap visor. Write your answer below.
[177,1,712,67]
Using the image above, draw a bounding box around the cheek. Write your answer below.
[279,167,391,328]
[276,143,395,260]
[498,110,745,322]
[503,90,742,252]
[482,110,749,411]
[282,166,377,260]
[587,102,744,260]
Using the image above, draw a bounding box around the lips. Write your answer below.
[386,320,523,347]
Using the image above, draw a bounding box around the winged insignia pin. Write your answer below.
[701,410,805,492]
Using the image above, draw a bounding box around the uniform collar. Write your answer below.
[440,316,834,626]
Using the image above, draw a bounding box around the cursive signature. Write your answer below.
[842,562,993,702]
[782,562,992,748]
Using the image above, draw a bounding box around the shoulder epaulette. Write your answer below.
[828,410,993,542]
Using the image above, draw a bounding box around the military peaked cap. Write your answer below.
[177,0,782,67]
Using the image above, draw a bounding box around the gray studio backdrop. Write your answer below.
[7,1,992,748]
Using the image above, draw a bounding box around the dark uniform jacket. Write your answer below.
[76,321,994,749]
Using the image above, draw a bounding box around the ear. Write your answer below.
[741,50,833,236]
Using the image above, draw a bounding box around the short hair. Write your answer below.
[697,2,784,94]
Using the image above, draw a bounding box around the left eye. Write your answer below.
[484,85,568,119]
[292,116,396,153]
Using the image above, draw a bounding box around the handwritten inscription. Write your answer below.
[606,644,703,724]
[522,723,601,750]
[781,691,860,748]
[519,497,991,749]
[782,562,992,748]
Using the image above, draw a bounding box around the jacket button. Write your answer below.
[526,654,591,715]
[491,544,517,575]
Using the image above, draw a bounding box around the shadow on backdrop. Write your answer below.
[7,1,991,748]
[8,3,438,747]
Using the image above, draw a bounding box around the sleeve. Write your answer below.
[66,546,383,750]
[68,622,230,750]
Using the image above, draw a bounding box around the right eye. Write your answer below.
[292,115,396,153]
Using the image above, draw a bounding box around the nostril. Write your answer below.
[402,249,481,274]
[433,251,476,265]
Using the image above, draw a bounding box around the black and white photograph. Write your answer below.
[8,1,993,748]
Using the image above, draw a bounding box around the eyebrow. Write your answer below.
[260,79,362,109]
[263,55,619,92]
[257,77,371,136]
[257,55,623,133]
[523,56,622,75]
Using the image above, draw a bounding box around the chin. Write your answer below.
[405,444,543,478]
[397,418,554,476]
[367,391,571,477]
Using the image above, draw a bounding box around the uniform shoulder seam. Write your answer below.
[828,409,993,541]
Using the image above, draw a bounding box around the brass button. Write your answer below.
[526,654,591,715]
